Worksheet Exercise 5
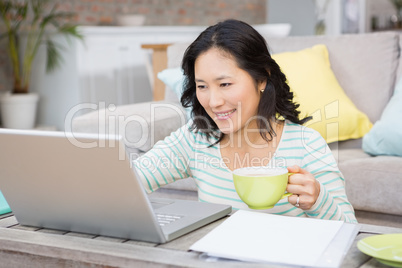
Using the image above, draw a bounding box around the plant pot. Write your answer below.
[0,92,39,129]
[116,14,146,26]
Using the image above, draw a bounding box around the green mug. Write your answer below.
[232,167,293,210]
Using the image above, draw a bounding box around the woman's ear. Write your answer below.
[258,79,267,93]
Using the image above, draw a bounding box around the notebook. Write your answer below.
[190,210,359,267]
[0,128,231,243]
[0,190,11,215]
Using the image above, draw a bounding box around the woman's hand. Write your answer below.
[286,165,320,210]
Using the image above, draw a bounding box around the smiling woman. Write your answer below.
[194,48,262,136]
[134,19,357,223]
[181,20,310,146]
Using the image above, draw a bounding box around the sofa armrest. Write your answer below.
[71,101,186,152]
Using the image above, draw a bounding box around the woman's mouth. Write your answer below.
[215,109,236,120]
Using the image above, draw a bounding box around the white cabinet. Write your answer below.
[30,26,205,130]
[77,36,138,106]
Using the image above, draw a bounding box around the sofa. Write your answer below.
[72,31,402,220]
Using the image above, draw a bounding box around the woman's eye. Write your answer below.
[197,85,206,90]
[220,83,231,87]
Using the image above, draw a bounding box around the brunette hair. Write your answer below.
[181,19,311,144]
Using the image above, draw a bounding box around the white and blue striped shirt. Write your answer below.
[134,120,357,223]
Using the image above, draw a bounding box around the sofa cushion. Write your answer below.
[339,154,402,216]
[272,44,372,143]
[363,76,402,157]
[330,148,372,164]
[167,43,191,73]
[396,34,402,82]
[157,67,192,120]
[266,32,399,124]
[71,101,186,152]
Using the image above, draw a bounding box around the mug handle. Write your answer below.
[281,192,292,198]
[281,172,295,198]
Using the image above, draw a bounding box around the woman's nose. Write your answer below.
[208,89,225,108]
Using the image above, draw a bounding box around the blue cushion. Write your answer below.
[0,190,11,215]
[362,77,402,156]
[157,68,192,120]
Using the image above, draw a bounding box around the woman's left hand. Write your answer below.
[286,165,320,210]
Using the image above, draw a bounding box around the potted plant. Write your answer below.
[313,0,331,35]
[0,0,82,129]
[390,0,402,28]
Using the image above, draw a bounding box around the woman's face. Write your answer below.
[195,48,266,135]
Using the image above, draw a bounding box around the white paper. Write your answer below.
[190,210,344,267]
[315,223,360,267]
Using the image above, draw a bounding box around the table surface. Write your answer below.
[0,212,401,268]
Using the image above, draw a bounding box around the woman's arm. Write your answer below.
[133,123,194,193]
[287,130,357,223]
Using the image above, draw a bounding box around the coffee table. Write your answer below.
[0,212,401,267]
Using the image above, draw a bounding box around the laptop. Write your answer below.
[0,128,231,243]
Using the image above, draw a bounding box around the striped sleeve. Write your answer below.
[302,130,357,223]
[133,123,194,193]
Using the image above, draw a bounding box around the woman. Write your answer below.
[134,19,356,223]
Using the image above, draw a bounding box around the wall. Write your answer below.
[0,0,266,95]
[267,0,344,36]
[267,0,316,36]
[61,0,267,26]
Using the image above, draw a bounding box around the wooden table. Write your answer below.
[0,213,401,268]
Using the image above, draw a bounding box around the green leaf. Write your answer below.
[49,18,60,28]
[17,1,29,19]
[59,24,83,40]
[392,0,402,10]
[0,1,12,17]
[45,39,63,73]
[31,0,45,18]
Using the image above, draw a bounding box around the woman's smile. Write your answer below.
[214,108,237,120]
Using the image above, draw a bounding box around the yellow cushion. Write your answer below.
[272,45,372,143]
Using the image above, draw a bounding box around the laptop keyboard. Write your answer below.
[156,214,183,226]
